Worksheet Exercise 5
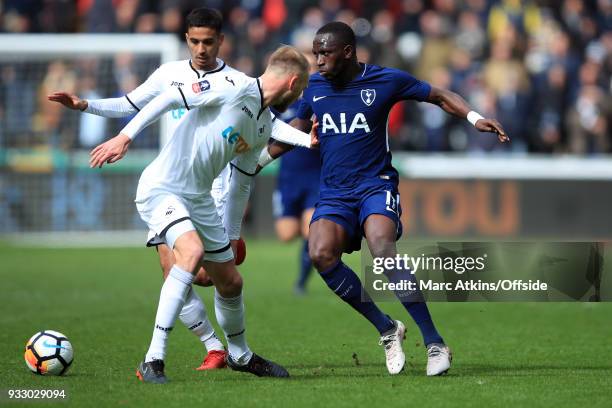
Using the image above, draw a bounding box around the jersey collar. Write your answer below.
[188,58,226,79]
[360,62,368,77]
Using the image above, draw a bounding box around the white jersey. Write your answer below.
[131,70,272,199]
[85,59,236,218]
[86,58,310,217]
[126,59,236,216]
[85,57,310,149]
[125,59,232,138]
[124,70,274,239]
[84,58,310,242]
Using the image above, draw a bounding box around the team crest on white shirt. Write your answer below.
[361,89,376,106]
[192,79,211,94]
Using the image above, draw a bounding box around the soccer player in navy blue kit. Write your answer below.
[264,22,508,376]
[272,101,320,294]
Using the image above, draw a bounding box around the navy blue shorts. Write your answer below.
[273,177,319,218]
[311,180,403,253]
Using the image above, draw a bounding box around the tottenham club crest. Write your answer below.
[361,89,376,106]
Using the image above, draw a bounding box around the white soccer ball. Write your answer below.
[24,330,73,375]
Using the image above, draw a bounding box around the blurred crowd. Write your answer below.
[1,0,611,154]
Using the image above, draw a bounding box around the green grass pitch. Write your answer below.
[1,240,611,407]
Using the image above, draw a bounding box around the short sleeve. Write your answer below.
[394,70,432,102]
[296,97,314,120]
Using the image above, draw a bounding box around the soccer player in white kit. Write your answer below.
[48,8,311,372]
[93,45,309,383]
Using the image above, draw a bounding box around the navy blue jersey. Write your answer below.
[296,64,431,193]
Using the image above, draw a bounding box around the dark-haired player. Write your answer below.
[261,22,508,376]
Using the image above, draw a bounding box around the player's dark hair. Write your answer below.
[316,21,356,47]
[186,7,223,32]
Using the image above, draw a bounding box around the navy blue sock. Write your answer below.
[320,261,395,335]
[384,267,444,346]
[296,239,312,289]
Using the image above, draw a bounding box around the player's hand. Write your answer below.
[47,91,88,111]
[230,238,247,265]
[475,119,510,143]
[310,119,320,148]
[89,133,131,168]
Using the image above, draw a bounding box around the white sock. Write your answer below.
[214,289,252,365]
[179,288,225,352]
[145,265,194,363]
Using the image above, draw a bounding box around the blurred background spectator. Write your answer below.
[0,0,610,154]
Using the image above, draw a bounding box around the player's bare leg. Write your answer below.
[300,208,315,239]
[308,218,346,271]
[158,244,213,286]
[157,244,226,370]
[363,214,451,376]
[293,208,315,294]
[275,217,300,242]
[275,208,315,294]
[203,259,289,377]
[309,219,404,374]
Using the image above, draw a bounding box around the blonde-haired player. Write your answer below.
[92,45,310,383]
[49,8,312,372]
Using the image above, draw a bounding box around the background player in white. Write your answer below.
[48,7,311,371]
[94,45,309,383]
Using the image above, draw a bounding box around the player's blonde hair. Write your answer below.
[266,45,309,84]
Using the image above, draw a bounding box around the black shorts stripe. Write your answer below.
[177,87,190,111]
[206,242,231,254]
[230,163,256,177]
[125,95,140,111]
[160,216,191,237]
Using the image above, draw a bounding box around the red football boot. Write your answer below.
[196,350,228,371]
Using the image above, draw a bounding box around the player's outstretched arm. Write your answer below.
[47,91,88,111]
[426,86,509,143]
[48,92,140,118]
[89,134,131,168]
[49,67,164,118]
[269,117,313,148]
[89,89,184,168]
[256,117,316,173]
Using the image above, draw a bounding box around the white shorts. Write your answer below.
[138,191,233,263]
